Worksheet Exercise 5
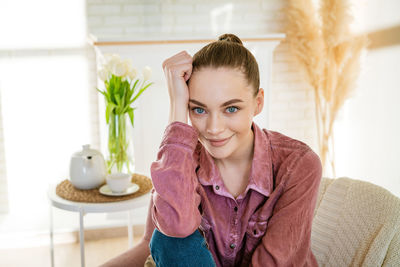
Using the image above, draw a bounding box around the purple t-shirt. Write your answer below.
[143,121,322,266]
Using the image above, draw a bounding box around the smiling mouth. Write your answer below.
[206,135,233,147]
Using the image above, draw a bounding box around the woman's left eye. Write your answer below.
[226,106,239,113]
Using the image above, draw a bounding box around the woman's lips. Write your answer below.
[207,135,233,147]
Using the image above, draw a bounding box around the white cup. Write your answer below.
[106,173,131,193]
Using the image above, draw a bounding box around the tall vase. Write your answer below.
[106,112,135,174]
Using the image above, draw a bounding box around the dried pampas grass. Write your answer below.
[285,0,368,176]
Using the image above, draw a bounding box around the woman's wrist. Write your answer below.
[169,102,188,124]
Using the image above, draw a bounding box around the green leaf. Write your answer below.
[127,86,134,102]
[132,79,139,93]
[130,82,154,104]
[115,94,121,106]
[124,79,138,104]
[127,80,139,100]
[97,87,106,96]
[97,88,110,102]
[109,77,116,103]
[128,108,134,127]
[122,104,136,114]
[106,102,117,123]
[120,81,129,109]
[115,76,121,94]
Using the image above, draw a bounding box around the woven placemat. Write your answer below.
[56,173,153,203]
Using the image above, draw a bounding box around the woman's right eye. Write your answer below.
[192,107,205,114]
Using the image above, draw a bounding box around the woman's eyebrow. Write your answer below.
[189,99,244,108]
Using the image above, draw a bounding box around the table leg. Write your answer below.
[49,204,55,267]
[79,207,85,267]
[127,210,134,248]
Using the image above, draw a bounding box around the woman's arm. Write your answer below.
[149,51,202,238]
[250,149,322,266]
[150,121,202,238]
[162,50,193,125]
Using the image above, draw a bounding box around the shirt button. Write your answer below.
[234,206,238,212]
[215,185,220,190]
[230,243,236,249]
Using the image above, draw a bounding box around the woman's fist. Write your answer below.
[162,50,193,104]
[162,51,193,124]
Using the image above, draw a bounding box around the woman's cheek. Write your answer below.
[230,113,249,130]
[189,114,203,130]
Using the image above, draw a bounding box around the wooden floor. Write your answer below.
[0,235,142,267]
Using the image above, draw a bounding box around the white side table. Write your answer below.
[47,183,151,267]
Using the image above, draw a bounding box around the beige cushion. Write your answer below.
[311,177,400,266]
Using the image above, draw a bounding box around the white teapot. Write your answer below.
[69,144,106,190]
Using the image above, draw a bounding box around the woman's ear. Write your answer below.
[254,88,264,116]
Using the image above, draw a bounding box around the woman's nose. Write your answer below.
[206,114,224,135]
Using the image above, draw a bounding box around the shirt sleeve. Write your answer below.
[250,149,322,266]
[150,121,202,238]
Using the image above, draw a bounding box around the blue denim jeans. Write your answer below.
[149,228,216,267]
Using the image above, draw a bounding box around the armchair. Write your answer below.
[102,177,400,266]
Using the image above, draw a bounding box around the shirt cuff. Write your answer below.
[160,121,199,150]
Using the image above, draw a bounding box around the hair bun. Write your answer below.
[218,33,243,45]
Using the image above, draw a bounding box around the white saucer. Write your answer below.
[99,183,140,196]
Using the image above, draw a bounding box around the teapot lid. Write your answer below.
[72,144,103,158]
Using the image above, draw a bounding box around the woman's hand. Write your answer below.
[162,51,193,124]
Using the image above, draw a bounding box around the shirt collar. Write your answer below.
[197,121,273,198]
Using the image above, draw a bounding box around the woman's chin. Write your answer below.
[199,136,235,160]
[203,144,231,160]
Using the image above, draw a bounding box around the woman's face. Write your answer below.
[188,67,264,161]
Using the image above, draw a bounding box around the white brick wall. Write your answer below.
[86,0,319,153]
[270,42,318,151]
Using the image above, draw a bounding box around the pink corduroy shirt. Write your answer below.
[143,121,322,267]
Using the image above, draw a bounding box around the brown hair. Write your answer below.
[191,33,260,96]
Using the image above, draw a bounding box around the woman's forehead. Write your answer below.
[191,66,245,79]
[189,67,251,93]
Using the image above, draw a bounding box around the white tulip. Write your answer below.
[123,59,133,72]
[102,54,125,77]
[142,66,152,80]
[104,61,115,76]
[109,59,127,77]
[98,68,109,81]
[102,54,119,67]
[128,67,138,81]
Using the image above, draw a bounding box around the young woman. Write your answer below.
[101,33,322,267]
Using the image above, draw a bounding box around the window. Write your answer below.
[0,0,94,235]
